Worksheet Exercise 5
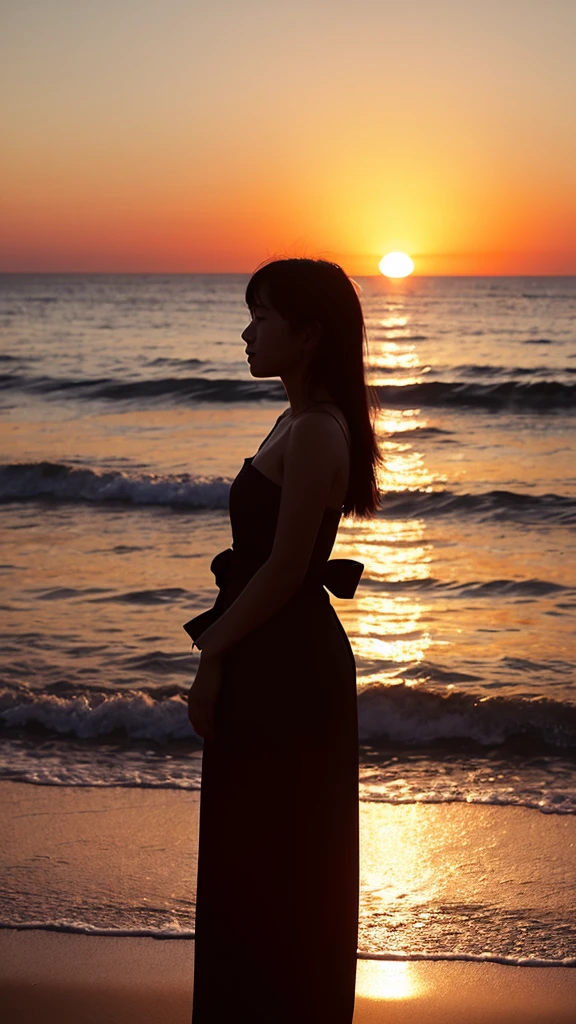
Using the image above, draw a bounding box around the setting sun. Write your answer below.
[379,252,415,278]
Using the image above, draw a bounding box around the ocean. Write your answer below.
[1,272,575,963]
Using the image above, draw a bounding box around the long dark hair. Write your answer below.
[245,257,382,517]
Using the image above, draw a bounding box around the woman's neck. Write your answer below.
[281,371,334,415]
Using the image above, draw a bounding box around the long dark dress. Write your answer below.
[186,418,363,1023]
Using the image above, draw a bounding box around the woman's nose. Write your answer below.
[241,323,254,342]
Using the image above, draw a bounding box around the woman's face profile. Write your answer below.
[242,291,311,380]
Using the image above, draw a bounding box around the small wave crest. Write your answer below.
[362,576,571,598]
[379,488,576,524]
[375,379,576,411]
[0,462,230,509]
[0,370,284,403]
[2,463,575,523]
[2,370,575,411]
[146,356,206,368]
[451,363,576,380]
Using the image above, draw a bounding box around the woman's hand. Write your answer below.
[188,653,222,742]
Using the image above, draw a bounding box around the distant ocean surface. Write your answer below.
[1,273,575,961]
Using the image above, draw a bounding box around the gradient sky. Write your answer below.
[1,0,575,274]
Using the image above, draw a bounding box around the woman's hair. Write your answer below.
[245,257,382,517]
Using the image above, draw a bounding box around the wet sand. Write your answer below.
[1,781,575,1022]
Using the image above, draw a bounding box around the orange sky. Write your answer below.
[1,1,575,275]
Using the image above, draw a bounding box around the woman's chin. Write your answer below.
[247,360,278,380]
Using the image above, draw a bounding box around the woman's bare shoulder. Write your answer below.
[288,406,349,464]
[295,403,350,447]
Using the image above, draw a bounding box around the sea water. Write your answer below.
[1,273,575,961]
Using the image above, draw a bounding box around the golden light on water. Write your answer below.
[379,252,415,278]
[332,330,451,688]
[369,349,428,389]
[356,806,429,1001]
[332,359,442,682]
[335,513,435,684]
[353,593,432,678]
[370,341,420,369]
[356,960,422,1001]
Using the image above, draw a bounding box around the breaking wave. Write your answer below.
[2,681,575,752]
[1,462,575,523]
[0,462,231,509]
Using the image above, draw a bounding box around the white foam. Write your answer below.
[0,920,195,939]
[2,683,575,814]
[1,922,575,966]
[1,689,195,741]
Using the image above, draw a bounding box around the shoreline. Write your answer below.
[3,780,576,952]
[2,924,575,969]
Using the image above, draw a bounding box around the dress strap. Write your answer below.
[257,405,350,453]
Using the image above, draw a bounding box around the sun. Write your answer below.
[379,252,414,278]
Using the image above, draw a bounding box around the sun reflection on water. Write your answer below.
[378,315,409,328]
[356,960,424,1001]
[349,518,432,581]
[353,595,432,674]
[377,409,425,436]
[334,399,444,681]
[381,442,442,492]
[368,338,430,390]
[369,375,427,388]
[370,341,422,371]
[336,513,434,676]
[374,407,447,494]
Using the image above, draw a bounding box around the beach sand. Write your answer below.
[1,780,575,1023]
[2,930,576,1024]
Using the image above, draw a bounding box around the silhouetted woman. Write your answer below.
[186,258,381,1022]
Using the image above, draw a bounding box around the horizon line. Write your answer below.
[1,270,576,278]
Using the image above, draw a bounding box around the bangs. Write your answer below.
[245,268,270,312]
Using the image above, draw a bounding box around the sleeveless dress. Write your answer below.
[185,412,364,1023]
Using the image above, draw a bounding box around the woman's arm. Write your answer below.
[194,412,347,660]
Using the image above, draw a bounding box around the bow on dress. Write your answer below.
[183,547,364,643]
